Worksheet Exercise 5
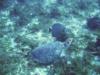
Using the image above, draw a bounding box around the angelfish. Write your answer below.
[49,23,69,42]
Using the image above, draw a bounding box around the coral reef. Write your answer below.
[0,0,100,75]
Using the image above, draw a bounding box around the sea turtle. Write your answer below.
[29,38,73,65]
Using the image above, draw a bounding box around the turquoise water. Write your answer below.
[0,0,100,75]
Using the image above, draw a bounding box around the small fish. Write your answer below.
[29,38,73,65]
[49,23,68,42]
[17,0,26,3]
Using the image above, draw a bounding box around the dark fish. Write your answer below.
[49,8,61,18]
[87,17,100,30]
[0,0,15,10]
[95,38,100,47]
[17,0,26,4]
[49,23,68,42]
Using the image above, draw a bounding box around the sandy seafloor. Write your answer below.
[0,0,100,75]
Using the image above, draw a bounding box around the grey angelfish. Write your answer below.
[29,38,73,65]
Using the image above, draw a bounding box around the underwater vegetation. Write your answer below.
[86,37,100,56]
[0,0,100,75]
